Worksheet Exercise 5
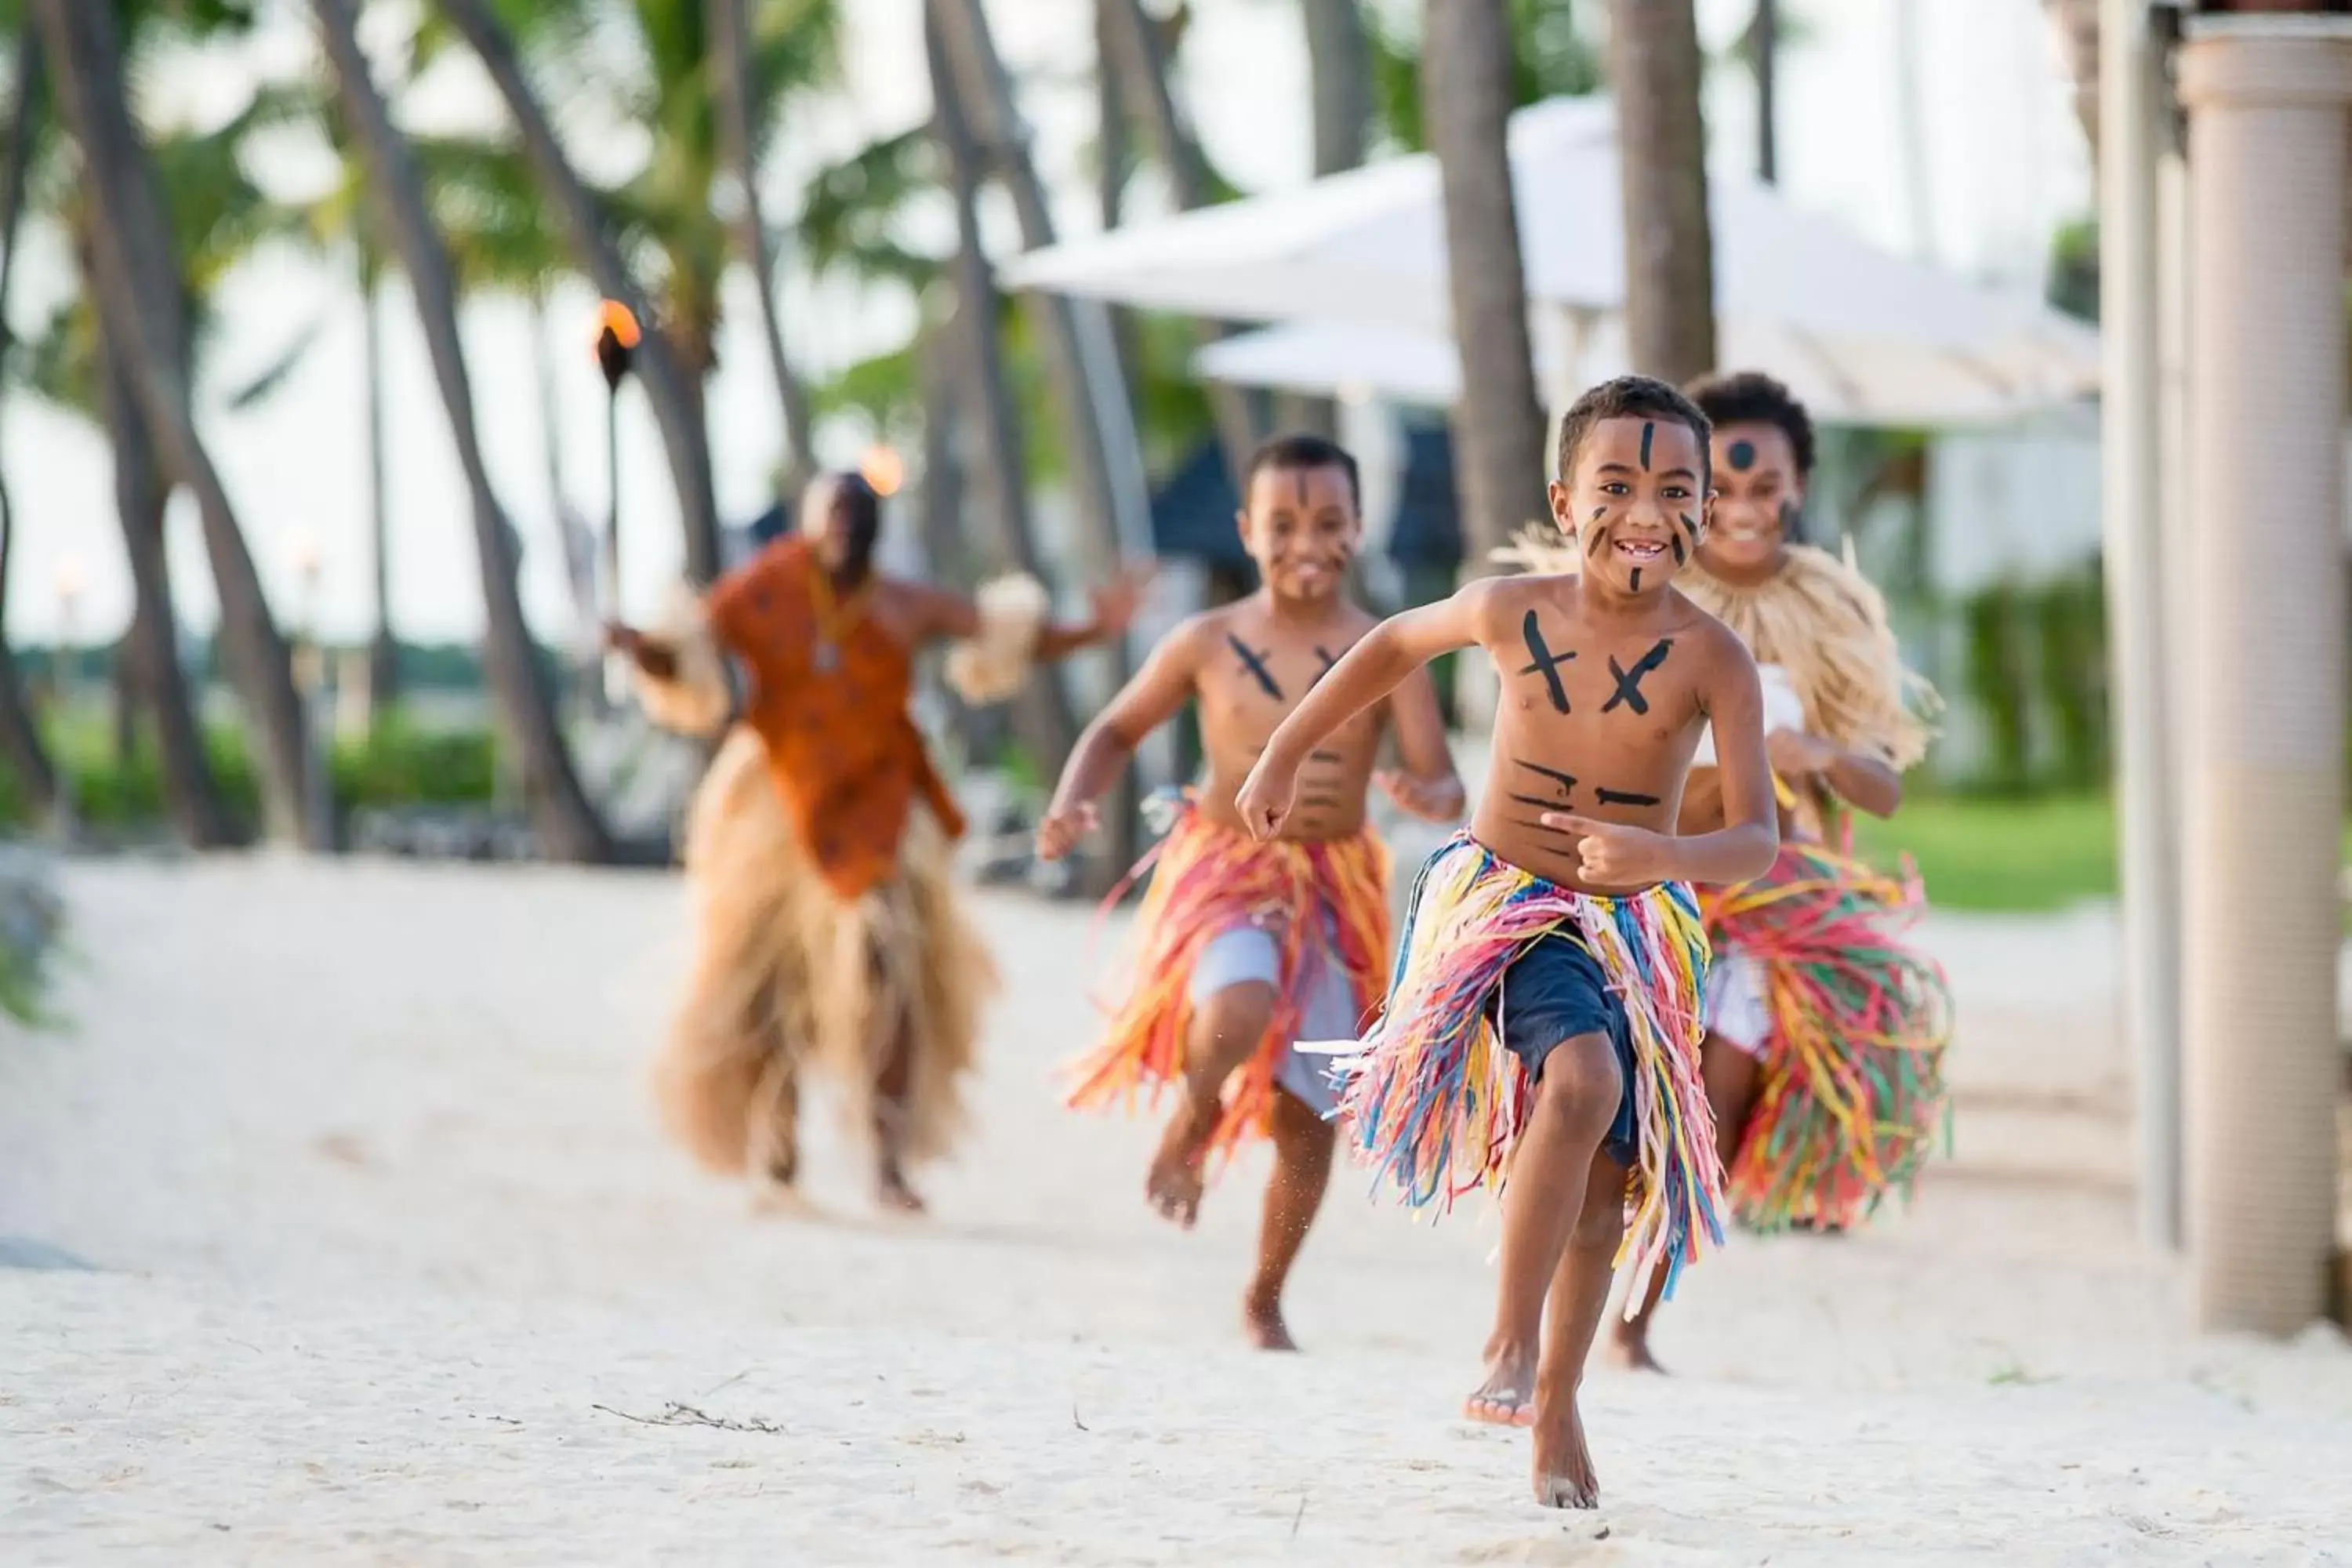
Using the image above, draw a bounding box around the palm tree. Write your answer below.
[1367,0,1603,153]
[1748,0,1780,183]
[0,20,56,821]
[312,0,612,862]
[926,0,1153,572]
[430,0,725,583]
[1301,0,1373,175]
[926,7,1080,782]
[709,0,818,495]
[1609,0,1715,383]
[27,0,318,846]
[1420,0,1548,564]
[14,9,307,846]
[1096,0,1260,476]
[928,0,1152,880]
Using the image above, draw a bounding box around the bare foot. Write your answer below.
[1463,1341,1538,1427]
[1145,1098,1218,1228]
[1530,1385,1600,1508]
[876,1160,927,1216]
[1243,1288,1298,1352]
[1606,1324,1669,1375]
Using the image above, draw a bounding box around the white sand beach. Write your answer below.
[4,856,2350,1565]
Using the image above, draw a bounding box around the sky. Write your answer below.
[0,0,2088,647]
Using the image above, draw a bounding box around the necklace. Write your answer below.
[807,562,869,674]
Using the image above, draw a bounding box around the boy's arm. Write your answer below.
[1376,664,1466,822]
[1036,619,1204,862]
[1545,631,1778,887]
[1236,584,1490,841]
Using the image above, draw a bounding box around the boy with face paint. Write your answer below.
[1606,371,1952,1374]
[608,472,1149,1215]
[1234,378,1778,1508]
[1041,434,1465,1352]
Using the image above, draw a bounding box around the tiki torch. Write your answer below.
[593,299,641,705]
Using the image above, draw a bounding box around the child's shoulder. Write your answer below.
[1452,568,1562,626]
[1663,590,1758,672]
[1149,601,1243,662]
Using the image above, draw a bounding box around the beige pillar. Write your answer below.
[2100,0,2183,1249]
[2177,19,2352,1334]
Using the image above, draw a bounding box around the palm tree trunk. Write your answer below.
[1751,0,1780,183]
[314,0,612,862]
[1287,0,1374,438]
[926,0,1152,569]
[359,245,398,717]
[30,0,318,846]
[1098,0,1261,477]
[928,12,1081,782]
[1609,0,1715,384]
[929,0,1151,883]
[432,0,723,585]
[97,319,234,847]
[1421,0,1548,561]
[708,0,815,494]
[0,19,57,818]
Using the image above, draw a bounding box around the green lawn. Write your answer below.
[1849,793,2352,914]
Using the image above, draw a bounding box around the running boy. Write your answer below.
[1039,433,1465,1352]
[1234,377,1778,1506]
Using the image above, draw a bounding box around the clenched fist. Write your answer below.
[1537,814,1675,887]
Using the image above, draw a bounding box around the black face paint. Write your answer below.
[1601,638,1674,715]
[1628,568,1642,592]
[1311,645,1339,684]
[1670,535,1687,566]
[1585,526,1610,559]
[1727,439,1756,472]
[1517,612,1577,714]
[1639,422,1655,470]
[1778,499,1803,543]
[1228,634,1283,700]
[1595,786,1662,807]
[1515,760,1578,798]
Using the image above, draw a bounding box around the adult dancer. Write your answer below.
[610,470,1145,1213]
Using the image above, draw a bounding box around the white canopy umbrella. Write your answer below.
[1193,308,2093,428]
[1004,96,2098,424]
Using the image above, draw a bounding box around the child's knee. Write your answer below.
[1270,1087,1337,1149]
[1195,980,1277,1054]
[1569,1180,1628,1254]
[1532,1033,1624,1132]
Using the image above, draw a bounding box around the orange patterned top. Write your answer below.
[706,536,965,899]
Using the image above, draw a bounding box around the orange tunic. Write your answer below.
[705,536,964,899]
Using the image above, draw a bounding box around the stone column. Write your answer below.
[2176,16,2352,1334]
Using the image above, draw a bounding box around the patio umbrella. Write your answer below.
[1004,96,2096,425]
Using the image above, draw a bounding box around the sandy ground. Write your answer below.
[4,856,2350,1566]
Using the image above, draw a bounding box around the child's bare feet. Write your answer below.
[1607,1321,1668,1375]
[1464,1340,1538,1426]
[1242,1287,1299,1352]
[1145,1097,1218,1226]
[1530,1383,1600,1508]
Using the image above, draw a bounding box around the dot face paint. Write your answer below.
[1727,438,1757,472]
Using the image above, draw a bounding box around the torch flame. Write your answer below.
[859,445,906,497]
[596,299,642,350]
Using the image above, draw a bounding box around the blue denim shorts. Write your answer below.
[1486,931,1640,1170]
